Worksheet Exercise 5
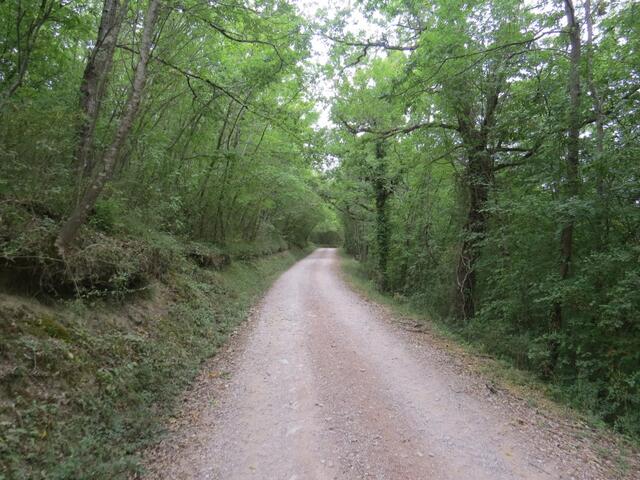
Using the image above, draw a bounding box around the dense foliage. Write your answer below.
[0,0,330,284]
[1,1,639,472]
[0,1,336,476]
[323,0,640,435]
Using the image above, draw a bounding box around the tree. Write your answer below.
[75,0,130,179]
[56,0,161,254]
[326,0,640,432]
[550,0,582,354]
[0,0,59,109]
[327,0,542,319]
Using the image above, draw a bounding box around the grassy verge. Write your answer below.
[339,251,640,457]
[0,247,311,480]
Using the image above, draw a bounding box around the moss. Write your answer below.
[31,315,71,341]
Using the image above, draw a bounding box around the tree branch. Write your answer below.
[339,116,458,139]
[200,18,285,71]
[323,33,417,52]
[117,44,304,142]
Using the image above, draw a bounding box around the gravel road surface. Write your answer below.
[141,248,638,480]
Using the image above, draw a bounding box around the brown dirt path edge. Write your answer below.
[138,248,640,480]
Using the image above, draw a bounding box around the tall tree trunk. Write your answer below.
[75,0,129,179]
[455,140,493,320]
[551,0,582,355]
[585,0,607,246]
[453,74,502,321]
[373,141,391,291]
[56,0,161,255]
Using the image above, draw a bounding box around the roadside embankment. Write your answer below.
[0,221,310,479]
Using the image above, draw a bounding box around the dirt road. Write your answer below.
[142,248,636,479]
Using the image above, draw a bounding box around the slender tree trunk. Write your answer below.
[551,0,582,356]
[194,99,233,232]
[585,0,607,246]
[211,152,234,243]
[202,99,248,241]
[250,207,263,241]
[56,0,161,255]
[75,0,129,179]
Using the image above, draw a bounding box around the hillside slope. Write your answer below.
[1,243,309,479]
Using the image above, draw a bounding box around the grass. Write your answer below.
[0,246,311,480]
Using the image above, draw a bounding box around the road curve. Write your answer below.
[142,248,601,479]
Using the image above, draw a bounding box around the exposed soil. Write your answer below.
[140,248,639,479]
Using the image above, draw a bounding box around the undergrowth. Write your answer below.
[339,250,640,451]
[0,237,310,479]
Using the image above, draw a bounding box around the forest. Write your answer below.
[0,0,639,477]
[325,0,640,437]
